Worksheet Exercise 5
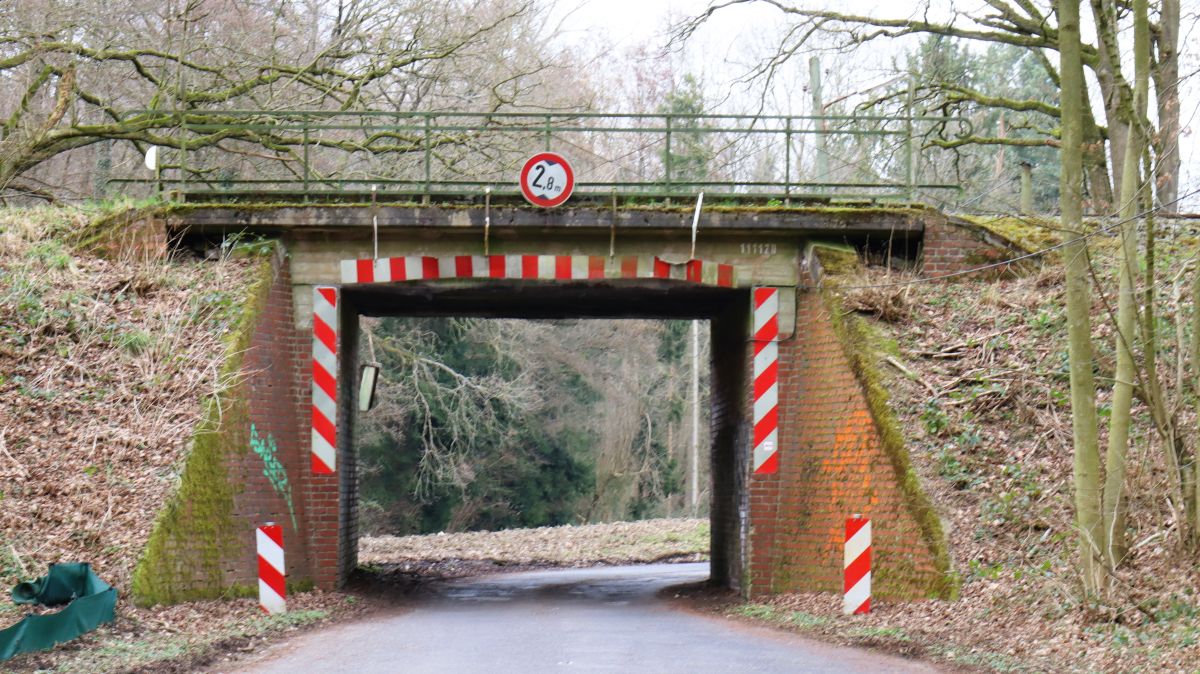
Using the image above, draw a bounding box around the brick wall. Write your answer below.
[235,284,362,592]
[227,252,313,589]
[335,313,360,585]
[132,248,318,603]
[746,289,953,600]
[301,466,342,589]
[153,249,354,595]
[921,217,1027,278]
[708,301,750,591]
[287,292,345,591]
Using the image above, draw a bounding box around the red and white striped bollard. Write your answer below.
[257,522,286,614]
[843,514,871,615]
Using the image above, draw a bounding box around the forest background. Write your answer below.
[2,0,1198,544]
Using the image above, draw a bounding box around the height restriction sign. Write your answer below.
[519,152,574,208]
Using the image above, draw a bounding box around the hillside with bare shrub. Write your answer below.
[740,256,1200,672]
[0,207,253,591]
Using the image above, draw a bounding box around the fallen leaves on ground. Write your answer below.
[1,209,254,593]
[741,266,1200,673]
[3,588,364,673]
[359,518,709,567]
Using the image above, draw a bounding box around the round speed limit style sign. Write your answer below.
[519,152,574,208]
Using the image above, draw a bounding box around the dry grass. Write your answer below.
[841,281,914,323]
[0,206,254,592]
[745,264,1200,673]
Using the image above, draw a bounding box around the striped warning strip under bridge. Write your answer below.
[339,255,735,287]
[311,287,338,474]
[317,256,737,476]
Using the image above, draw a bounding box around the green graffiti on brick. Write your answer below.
[250,424,298,531]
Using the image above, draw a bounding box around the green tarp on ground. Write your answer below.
[0,562,117,661]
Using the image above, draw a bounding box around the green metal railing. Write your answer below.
[108,110,971,204]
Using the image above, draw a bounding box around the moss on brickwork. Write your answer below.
[73,203,170,253]
[130,255,276,606]
[807,241,861,277]
[214,578,314,601]
[954,215,1059,255]
[821,289,958,600]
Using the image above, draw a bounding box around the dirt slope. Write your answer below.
[0,207,253,591]
[751,266,1200,673]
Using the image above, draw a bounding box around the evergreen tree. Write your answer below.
[658,74,712,188]
[896,37,1060,211]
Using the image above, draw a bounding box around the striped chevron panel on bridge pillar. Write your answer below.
[752,287,780,475]
[311,286,338,474]
[338,255,735,287]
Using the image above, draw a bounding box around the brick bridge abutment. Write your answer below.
[132,205,1021,604]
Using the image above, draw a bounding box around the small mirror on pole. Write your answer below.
[358,331,381,412]
[358,363,380,412]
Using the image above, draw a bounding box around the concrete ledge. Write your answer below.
[169,204,936,236]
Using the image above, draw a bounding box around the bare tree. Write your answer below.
[358,317,708,531]
[677,0,1185,212]
[1057,0,1104,598]
[0,0,581,198]
[1100,0,1151,573]
[362,318,543,499]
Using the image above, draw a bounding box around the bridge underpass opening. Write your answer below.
[336,281,750,590]
[354,317,713,534]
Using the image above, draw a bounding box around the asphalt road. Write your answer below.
[223,563,938,674]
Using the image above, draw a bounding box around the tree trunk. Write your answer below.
[1101,0,1149,571]
[1060,0,1105,599]
[1102,127,1139,571]
[1142,151,1161,445]
[1089,0,1133,211]
[1081,102,1115,212]
[1152,0,1181,212]
[1100,118,1127,213]
[1192,266,1200,540]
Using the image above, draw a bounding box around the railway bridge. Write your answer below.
[117,111,1019,604]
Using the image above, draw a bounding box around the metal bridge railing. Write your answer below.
[108,110,970,204]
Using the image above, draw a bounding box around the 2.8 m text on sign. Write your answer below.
[519,152,574,208]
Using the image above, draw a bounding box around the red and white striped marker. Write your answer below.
[338,254,735,288]
[311,286,338,474]
[844,515,871,615]
[257,523,286,614]
[752,287,780,474]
